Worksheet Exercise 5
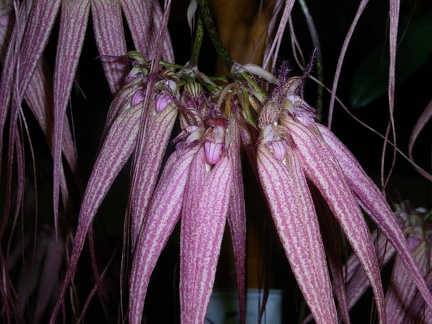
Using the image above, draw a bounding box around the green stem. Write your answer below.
[189,14,204,67]
[197,0,234,70]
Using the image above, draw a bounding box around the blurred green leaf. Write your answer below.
[350,11,432,109]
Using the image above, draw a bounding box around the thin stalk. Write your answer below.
[188,13,204,67]
[197,0,234,70]
[298,0,324,122]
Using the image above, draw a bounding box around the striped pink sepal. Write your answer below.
[52,0,90,244]
[130,102,178,246]
[257,142,337,323]
[282,116,386,323]
[90,0,127,93]
[50,97,144,323]
[226,118,247,323]
[386,238,427,323]
[180,149,234,324]
[128,146,198,324]
[344,230,396,311]
[180,147,207,318]
[317,124,432,311]
[308,186,351,324]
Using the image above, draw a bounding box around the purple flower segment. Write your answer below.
[386,238,427,323]
[50,96,145,323]
[281,116,386,323]
[91,0,128,93]
[130,100,178,246]
[317,124,432,310]
[180,147,208,321]
[226,119,247,323]
[257,141,337,323]
[129,147,198,324]
[180,147,234,324]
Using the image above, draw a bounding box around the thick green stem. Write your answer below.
[197,0,234,70]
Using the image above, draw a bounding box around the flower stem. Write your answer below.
[197,0,234,70]
[189,13,204,68]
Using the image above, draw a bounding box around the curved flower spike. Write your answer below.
[257,139,337,323]
[281,116,386,323]
[317,124,432,311]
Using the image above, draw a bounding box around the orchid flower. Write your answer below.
[342,200,432,323]
[254,74,432,323]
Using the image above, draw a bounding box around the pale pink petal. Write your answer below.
[257,142,337,323]
[180,147,207,318]
[309,186,351,324]
[50,99,143,323]
[120,0,174,62]
[129,102,178,246]
[317,124,432,310]
[91,0,128,93]
[226,118,247,322]
[52,0,90,248]
[181,151,233,324]
[386,238,427,323]
[344,230,396,311]
[129,147,198,324]
[283,117,386,323]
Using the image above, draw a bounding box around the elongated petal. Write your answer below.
[317,124,432,310]
[0,0,60,174]
[120,0,174,62]
[226,119,247,322]
[257,143,337,323]
[130,102,178,245]
[180,148,207,318]
[386,239,427,323]
[181,151,233,324]
[309,185,351,324]
[91,0,127,93]
[344,230,395,310]
[50,101,142,323]
[52,0,90,244]
[282,117,386,323]
[129,147,197,324]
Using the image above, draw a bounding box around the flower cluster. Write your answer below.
[51,53,432,324]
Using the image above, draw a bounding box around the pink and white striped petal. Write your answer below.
[181,152,233,324]
[180,147,207,319]
[282,117,386,323]
[50,99,143,323]
[344,230,396,311]
[257,142,337,323]
[129,101,178,246]
[90,0,127,93]
[129,146,198,324]
[386,239,427,323]
[226,118,247,322]
[52,0,90,249]
[317,124,432,310]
